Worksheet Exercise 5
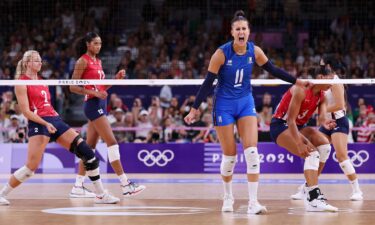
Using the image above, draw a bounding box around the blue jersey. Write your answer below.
[215,41,255,99]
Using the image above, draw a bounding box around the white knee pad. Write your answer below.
[13,166,34,183]
[317,144,331,163]
[220,155,236,177]
[304,151,320,171]
[86,168,100,178]
[244,147,260,174]
[108,144,120,163]
[339,159,356,175]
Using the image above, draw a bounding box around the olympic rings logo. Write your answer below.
[137,149,175,167]
[332,150,370,167]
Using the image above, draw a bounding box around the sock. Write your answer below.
[223,180,233,197]
[307,185,318,191]
[0,183,13,197]
[350,179,361,193]
[75,175,86,187]
[92,179,105,196]
[248,182,258,203]
[87,168,104,195]
[119,174,129,186]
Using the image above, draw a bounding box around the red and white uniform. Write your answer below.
[80,54,106,100]
[273,88,324,126]
[19,75,58,117]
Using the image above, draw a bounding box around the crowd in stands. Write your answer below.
[0,0,374,143]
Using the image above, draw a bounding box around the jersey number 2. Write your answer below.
[41,90,48,103]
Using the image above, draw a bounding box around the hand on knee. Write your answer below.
[244,147,260,174]
[220,155,236,177]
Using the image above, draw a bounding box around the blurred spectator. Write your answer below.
[159,85,172,109]
[122,112,136,143]
[131,97,143,123]
[282,21,297,57]
[256,92,273,113]
[356,111,375,142]
[13,103,27,127]
[135,109,153,142]
[148,96,163,125]
[0,107,10,142]
[146,127,161,144]
[164,97,183,125]
[7,115,27,143]
[111,108,126,142]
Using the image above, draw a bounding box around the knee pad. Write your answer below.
[70,137,96,162]
[304,151,320,171]
[244,147,260,174]
[317,144,331,163]
[220,155,236,177]
[108,144,120,163]
[84,157,99,171]
[13,166,34,183]
[339,159,356,175]
[69,135,81,155]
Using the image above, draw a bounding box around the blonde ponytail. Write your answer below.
[15,60,24,79]
[14,50,39,79]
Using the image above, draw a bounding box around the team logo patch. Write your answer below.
[227,60,232,66]
[248,57,253,64]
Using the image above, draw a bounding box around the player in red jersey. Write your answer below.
[0,50,119,205]
[270,67,338,212]
[69,32,145,198]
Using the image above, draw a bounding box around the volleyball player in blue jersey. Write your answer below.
[184,10,310,214]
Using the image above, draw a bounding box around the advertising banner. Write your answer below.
[203,143,374,174]
[0,144,12,174]
[110,143,204,173]
[0,143,373,174]
[11,144,75,173]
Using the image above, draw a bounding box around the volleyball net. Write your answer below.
[0,78,374,144]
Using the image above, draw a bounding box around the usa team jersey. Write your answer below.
[19,75,58,117]
[215,41,255,98]
[273,88,324,126]
[81,54,106,100]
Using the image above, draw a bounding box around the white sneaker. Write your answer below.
[69,185,96,198]
[290,183,305,200]
[95,191,120,204]
[221,195,234,212]
[247,201,267,214]
[350,191,363,201]
[0,196,9,206]
[305,188,337,212]
[122,181,146,196]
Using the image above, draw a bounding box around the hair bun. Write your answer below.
[234,10,245,18]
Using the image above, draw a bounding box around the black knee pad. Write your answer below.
[70,136,95,162]
[84,157,99,171]
[69,135,81,156]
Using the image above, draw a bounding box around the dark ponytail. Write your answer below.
[75,32,100,57]
[231,10,248,26]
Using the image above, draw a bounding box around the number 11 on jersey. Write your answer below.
[234,69,243,87]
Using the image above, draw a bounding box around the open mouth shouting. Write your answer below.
[238,36,245,44]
